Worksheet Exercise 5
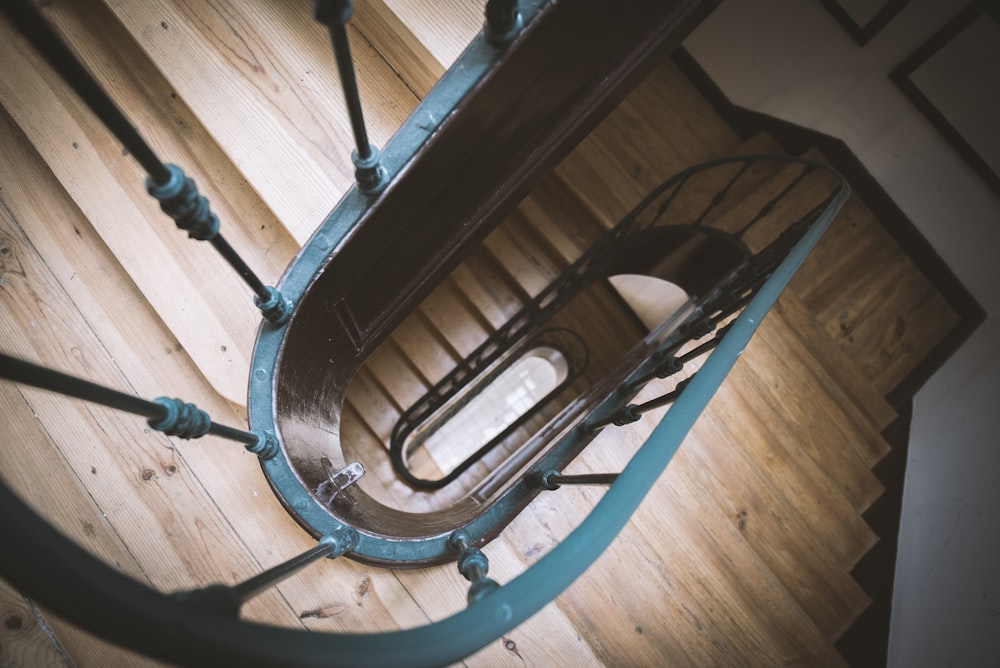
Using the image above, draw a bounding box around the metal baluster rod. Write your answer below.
[690,161,752,227]
[530,470,619,491]
[0,353,277,458]
[586,377,694,432]
[1,0,291,324]
[313,0,388,195]
[0,0,170,184]
[174,530,357,617]
[449,531,500,606]
[736,164,816,238]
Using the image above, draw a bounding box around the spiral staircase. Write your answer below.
[0,1,969,665]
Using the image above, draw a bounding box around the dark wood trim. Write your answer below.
[836,401,913,666]
[890,0,1000,199]
[671,47,986,408]
[817,0,912,46]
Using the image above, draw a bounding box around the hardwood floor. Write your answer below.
[0,1,962,665]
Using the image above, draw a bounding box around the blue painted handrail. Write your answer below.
[0,163,848,667]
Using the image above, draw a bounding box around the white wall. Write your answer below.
[684,1,1000,664]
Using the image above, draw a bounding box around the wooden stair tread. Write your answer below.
[361,340,430,413]
[385,310,461,386]
[0,25,284,405]
[681,420,873,641]
[735,325,887,513]
[553,57,745,227]
[772,292,897,431]
[701,149,841,254]
[481,218,564,300]
[515,174,609,266]
[392,539,605,668]
[448,248,528,329]
[351,0,444,99]
[0,387,164,667]
[375,0,482,78]
[513,419,850,665]
[102,0,417,244]
[791,191,961,395]
[652,130,784,225]
[754,307,892,468]
[705,377,879,569]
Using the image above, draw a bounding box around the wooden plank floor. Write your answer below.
[0,2,961,665]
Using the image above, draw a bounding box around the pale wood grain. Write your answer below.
[104,0,417,242]
[353,0,443,97]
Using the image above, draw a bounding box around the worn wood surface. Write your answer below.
[0,1,960,665]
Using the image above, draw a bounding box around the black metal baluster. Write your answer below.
[690,160,752,227]
[1,0,292,325]
[586,377,694,432]
[529,471,619,490]
[735,164,816,238]
[174,529,357,616]
[0,353,277,459]
[313,0,388,196]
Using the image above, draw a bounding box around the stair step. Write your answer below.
[772,293,897,431]
[417,279,494,358]
[554,56,744,225]
[681,420,873,641]
[701,149,842,253]
[386,309,461,386]
[344,366,401,444]
[481,219,564,300]
[515,175,609,266]
[0,10,306,404]
[706,375,879,569]
[654,130,784,225]
[515,420,849,665]
[790,192,961,395]
[392,538,606,668]
[449,247,528,328]
[0,389,164,667]
[0,144,435,637]
[363,340,431,412]
[370,0,482,84]
[351,0,444,99]
[102,0,417,243]
[1,105,434,635]
[735,321,887,513]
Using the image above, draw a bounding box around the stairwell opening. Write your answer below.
[402,344,571,483]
